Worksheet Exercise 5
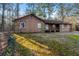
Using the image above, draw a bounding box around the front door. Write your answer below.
[55,24,60,32]
[45,24,60,32]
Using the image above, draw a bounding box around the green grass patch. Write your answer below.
[68,35,79,40]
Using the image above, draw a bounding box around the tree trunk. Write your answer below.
[1,4,5,32]
[60,4,65,21]
[16,3,19,18]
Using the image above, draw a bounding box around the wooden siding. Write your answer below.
[14,14,72,33]
[14,15,45,32]
[60,24,71,32]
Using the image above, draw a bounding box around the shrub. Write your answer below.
[3,34,33,56]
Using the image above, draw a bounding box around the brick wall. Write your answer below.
[14,15,45,32]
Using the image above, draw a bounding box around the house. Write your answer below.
[76,23,79,31]
[13,14,72,33]
[75,17,79,31]
[63,16,77,31]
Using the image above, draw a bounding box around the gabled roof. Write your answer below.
[13,13,44,22]
[13,13,71,25]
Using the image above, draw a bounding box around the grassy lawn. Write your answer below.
[68,35,79,40]
[4,43,33,56]
[17,33,79,56]
[15,43,33,56]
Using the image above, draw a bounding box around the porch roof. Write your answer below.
[43,20,71,25]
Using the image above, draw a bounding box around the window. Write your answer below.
[21,22,25,27]
[45,25,49,30]
[20,21,25,29]
[37,23,41,28]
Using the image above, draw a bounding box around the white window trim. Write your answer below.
[37,23,41,29]
[45,25,49,30]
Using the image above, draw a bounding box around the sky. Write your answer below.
[19,3,58,18]
[19,4,26,16]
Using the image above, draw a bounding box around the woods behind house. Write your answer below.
[0,3,79,32]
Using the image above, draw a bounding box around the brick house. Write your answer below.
[13,14,72,33]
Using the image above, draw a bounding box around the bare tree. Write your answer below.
[16,3,19,18]
[57,3,74,21]
[1,4,5,32]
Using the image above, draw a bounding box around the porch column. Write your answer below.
[49,25,51,32]
[53,25,56,32]
[60,24,63,32]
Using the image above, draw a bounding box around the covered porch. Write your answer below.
[45,24,60,32]
[43,20,72,32]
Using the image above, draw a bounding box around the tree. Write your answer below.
[16,3,19,18]
[60,3,65,21]
[46,4,54,19]
[71,4,79,16]
[1,3,5,31]
[57,3,74,21]
[6,4,14,31]
[25,3,56,19]
[36,3,55,19]
[25,3,37,15]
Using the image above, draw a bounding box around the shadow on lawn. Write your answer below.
[18,33,79,56]
[14,34,58,56]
